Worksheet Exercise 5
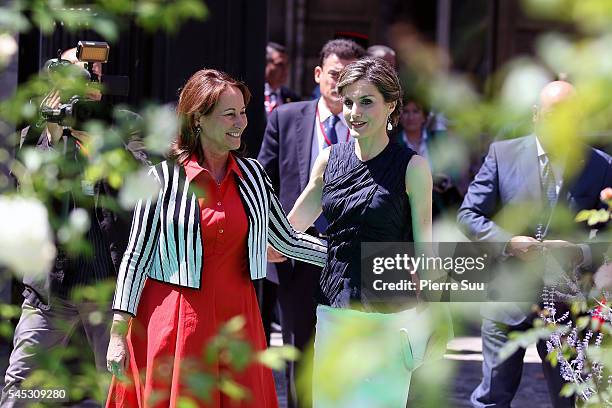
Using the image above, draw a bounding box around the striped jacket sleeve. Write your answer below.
[112,166,163,316]
[254,161,327,266]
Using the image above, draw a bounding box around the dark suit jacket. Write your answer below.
[458,134,612,324]
[258,99,318,212]
[257,99,319,282]
[278,86,301,105]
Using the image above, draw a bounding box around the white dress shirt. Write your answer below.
[310,98,351,173]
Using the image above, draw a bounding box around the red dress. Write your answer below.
[107,154,278,408]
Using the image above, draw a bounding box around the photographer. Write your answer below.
[1,46,146,408]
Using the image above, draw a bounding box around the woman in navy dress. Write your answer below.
[272,57,449,407]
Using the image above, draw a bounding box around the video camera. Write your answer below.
[40,41,129,129]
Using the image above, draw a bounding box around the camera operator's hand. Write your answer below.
[85,86,102,102]
[40,90,64,144]
[70,129,91,145]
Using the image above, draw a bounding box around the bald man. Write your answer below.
[458,80,612,407]
[366,45,397,69]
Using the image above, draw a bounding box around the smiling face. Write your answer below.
[342,79,396,140]
[196,86,247,154]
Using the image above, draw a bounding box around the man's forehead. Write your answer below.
[322,54,355,70]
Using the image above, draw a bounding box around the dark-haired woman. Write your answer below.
[397,98,464,218]
[280,57,451,406]
[105,69,326,408]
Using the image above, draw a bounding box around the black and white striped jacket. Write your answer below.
[112,157,327,316]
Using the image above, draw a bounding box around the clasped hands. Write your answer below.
[506,235,584,265]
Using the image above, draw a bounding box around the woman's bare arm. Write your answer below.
[287,147,331,231]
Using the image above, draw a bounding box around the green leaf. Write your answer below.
[576,316,591,330]
[575,209,593,222]
[90,17,119,42]
[0,8,31,32]
[559,382,576,398]
[184,372,214,401]
[177,397,200,408]
[499,326,556,361]
[218,378,248,401]
[220,316,246,335]
[225,340,252,371]
[31,2,57,34]
[588,208,610,225]
[546,348,559,366]
[257,346,300,370]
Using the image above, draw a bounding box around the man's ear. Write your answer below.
[314,66,322,84]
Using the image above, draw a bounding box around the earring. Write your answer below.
[387,117,393,131]
[194,125,201,136]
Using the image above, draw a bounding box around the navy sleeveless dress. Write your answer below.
[319,140,417,309]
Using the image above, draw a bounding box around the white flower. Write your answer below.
[0,196,55,278]
[593,261,612,290]
[0,34,17,68]
[143,105,179,155]
[501,59,551,113]
[69,208,90,234]
[118,168,161,210]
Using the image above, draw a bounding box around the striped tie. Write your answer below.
[541,155,558,209]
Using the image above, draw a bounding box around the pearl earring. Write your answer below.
[387,117,393,131]
[194,125,201,136]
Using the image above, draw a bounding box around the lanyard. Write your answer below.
[316,106,350,146]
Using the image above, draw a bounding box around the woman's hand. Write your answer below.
[106,312,131,377]
[267,245,287,263]
[106,333,129,377]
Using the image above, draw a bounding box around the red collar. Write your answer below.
[183,153,244,183]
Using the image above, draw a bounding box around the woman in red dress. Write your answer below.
[105,69,327,407]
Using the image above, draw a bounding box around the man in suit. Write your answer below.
[258,41,302,344]
[264,42,300,115]
[458,80,612,408]
[257,38,365,408]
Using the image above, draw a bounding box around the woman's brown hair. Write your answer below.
[336,57,403,129]
[169,69,252,164]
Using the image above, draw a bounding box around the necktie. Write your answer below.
[323,115,339,145]
[265,92,278,114]
[541,155,558,209]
